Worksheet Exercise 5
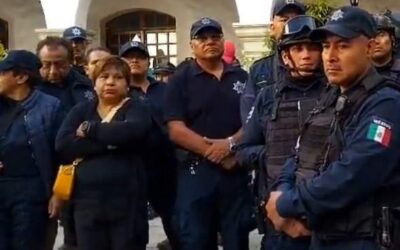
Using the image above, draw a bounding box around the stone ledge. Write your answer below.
[232,23,270,61]
[34,28,96,41]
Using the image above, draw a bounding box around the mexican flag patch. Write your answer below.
[367,119,392,147]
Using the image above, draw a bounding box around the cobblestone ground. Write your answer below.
[54,218,262,250]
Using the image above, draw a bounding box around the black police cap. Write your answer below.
[190,17,223,39]
[272,0,306,17]
[0,50,42,74]
[310,6,377,40]
[154,62,176,74]
[119,41,150,58]
[63,26,87,41]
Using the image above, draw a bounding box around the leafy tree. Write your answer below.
[0,41,6,60]
[305,0,338,23]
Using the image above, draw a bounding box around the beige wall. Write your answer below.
[86,0,240,61]
[0,0,46,51]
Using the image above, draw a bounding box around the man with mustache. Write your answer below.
[266,6,400,250]
[372,14,400,83]
[164,17,251,250]
[236,15,326,250]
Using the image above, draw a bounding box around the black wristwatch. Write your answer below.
[81,121,91,136]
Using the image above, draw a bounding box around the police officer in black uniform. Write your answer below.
[384,10,400,59]
[119,41,178,250]
[63,26,89,76]
[36,36,94,250]
[237,15,325,250]
[266,7,400,250]
[373,14,400,82]
[164,17,252,250]
[154,62,176,83]
[240,0,305,124]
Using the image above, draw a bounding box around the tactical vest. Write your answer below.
[294,72,400,240]
[264,82,324,184]
[390,59,400,82]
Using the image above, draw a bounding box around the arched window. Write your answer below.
[0,18,8,49]
[105,10,177,67]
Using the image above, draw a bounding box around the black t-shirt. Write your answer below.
[164,60,246,138]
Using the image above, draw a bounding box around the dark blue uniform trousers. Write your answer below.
[172,161,253,250]
[264,232,310,250]
[0,178,48,250]
[310,237,380,250]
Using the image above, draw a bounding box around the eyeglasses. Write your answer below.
[192,34,223,43]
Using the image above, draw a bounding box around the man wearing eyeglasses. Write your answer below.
[164,17,252,250]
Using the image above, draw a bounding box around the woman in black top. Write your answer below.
[56,56,152,250]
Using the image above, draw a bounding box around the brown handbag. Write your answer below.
[53,98,130,200]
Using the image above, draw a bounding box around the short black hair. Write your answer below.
[10,67,41,87]
[85,46,111,61]
[36,36,74,63]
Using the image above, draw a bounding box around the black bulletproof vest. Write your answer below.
[390,59,400,81]
[295,86,339,183]
[295,72,400,240]
[264,81,324,184]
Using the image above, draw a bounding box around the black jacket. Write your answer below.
[55,98,152,199]
[37,68,95,114]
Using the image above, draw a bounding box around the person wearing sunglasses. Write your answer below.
[164,17,251,250]
[236,15,326,250]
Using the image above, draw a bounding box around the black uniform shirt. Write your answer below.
[164,60,246,138]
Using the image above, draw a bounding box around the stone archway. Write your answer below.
[105,10,177,67]
[0,18,8,49]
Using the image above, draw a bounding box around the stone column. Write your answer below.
[233,23,269,66]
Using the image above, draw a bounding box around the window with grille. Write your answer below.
[105,10,177,67]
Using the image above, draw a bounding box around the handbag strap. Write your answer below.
[71,97,131,166]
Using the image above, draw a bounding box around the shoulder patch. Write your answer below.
[84,90,95,101]
[366,117,392,147]
[251,53,276,67]
[391,59,400,71]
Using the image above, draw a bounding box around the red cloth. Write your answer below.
[223,40,236,64]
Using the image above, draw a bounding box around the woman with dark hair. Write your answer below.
[0,50,63,250]
[56,56,152,250]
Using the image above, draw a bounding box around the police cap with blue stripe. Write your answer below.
[310,6,377,40]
